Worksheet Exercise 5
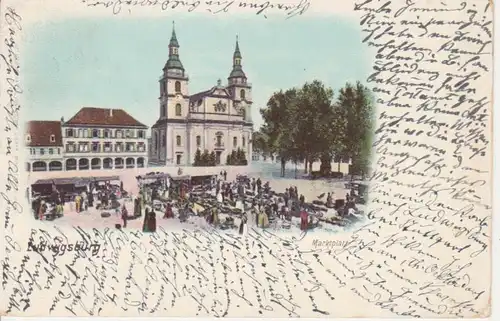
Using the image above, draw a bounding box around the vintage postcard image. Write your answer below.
[0,0,493,318]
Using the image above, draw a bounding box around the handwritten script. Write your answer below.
[351,0,492,317]
[81,0,311,17]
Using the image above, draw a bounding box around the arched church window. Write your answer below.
[175,103,182,116]
[216,132,223,147]
[175,81,181,93]
[154,132,158,149]
[240,89,246,100]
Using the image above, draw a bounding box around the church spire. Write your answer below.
[164,21,184,72]
[233,35,242,61]
[228,35,246,81]
[169,21,179,48]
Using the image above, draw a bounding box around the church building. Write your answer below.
[150,25,254,166]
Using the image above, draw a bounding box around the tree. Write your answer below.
[252,130,269,158]
[330,104,348,172]
[260,89,299,177]
[193,149,202,166]
[259,80,374,178]
[201,150,210,166]
[209,151,217,166]
[294,80,335,174]
[336,81,374,178]
[225,148,247,166]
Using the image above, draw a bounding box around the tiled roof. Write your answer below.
[25,121,63,147]
[64,107,148,128]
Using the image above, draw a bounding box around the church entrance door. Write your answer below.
[216,151,222,165]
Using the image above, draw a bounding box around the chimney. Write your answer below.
[109,109,113,117]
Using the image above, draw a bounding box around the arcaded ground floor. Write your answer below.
[26,157,147,172]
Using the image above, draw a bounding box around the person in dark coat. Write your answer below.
[148,211,157,232]
[133,198,139,216]
[32,197,41,220]
[121,205,128,228]
[239,213,247,234]
[300,208,308,231]
[272,201,279,217]
[142,208,149,232]
[88,192,94,208]
[164,203,173,219]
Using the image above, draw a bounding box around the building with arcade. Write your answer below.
[25,107,149,172]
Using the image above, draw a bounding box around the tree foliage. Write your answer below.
[259,80,374,177]
[226,148,248,166]
[193,149,217,166]
[252,131,269,156]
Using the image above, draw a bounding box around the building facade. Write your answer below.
[150,26,253,166]
[25,121,65,172]
[25,107,149,172]
[62,107,148,170]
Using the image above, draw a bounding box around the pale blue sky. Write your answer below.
[21,14,371,131]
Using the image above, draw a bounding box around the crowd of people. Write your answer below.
[30,171,363,233]
[31,180,127,221]
[131,172,363,234]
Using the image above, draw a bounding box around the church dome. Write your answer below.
[229,67,246,79]
[164,58,184,71]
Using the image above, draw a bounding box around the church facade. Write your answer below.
[150,25,254,166]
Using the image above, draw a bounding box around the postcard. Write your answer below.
[0,0,493,318]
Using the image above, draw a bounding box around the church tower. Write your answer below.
[152,22,190,166]
[159,22,190,120]
[227,36,252,122]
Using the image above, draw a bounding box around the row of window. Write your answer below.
[161,103,183,117]
[161,80,248,100]
[29,148,61,155]
[154,134,247,148]
[161,81,183,95]
[65,128,146,139]
[212,136,246,148]
[229,77,249,87]
[65,142,146,153]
